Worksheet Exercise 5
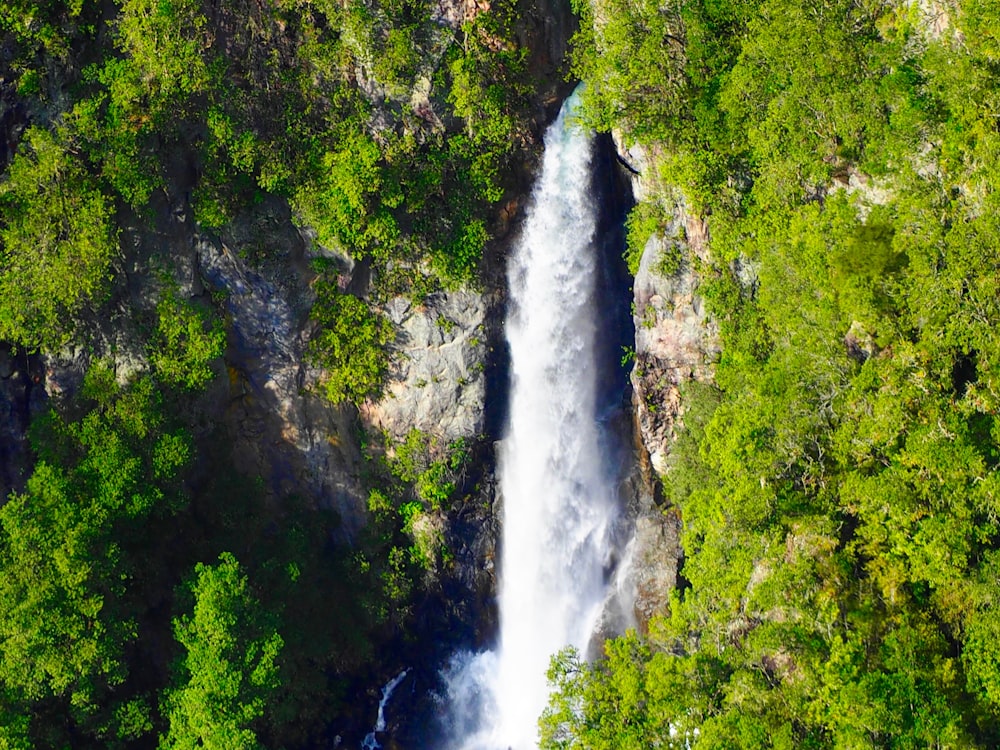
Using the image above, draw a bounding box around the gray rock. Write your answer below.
[362,289,487,444]
[195,206,369,539]
[299,225,356,276]
[609,129,721,475]
[43,344,90,401]
[628,511,681,628]
[39,309,149,401]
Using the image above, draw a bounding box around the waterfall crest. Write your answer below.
[441,86,622,750]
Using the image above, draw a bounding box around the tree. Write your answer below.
[568,0,690,144]
[0,0,95,54]
[0,365,190,739]
[0,127,119,350]
[149,288,226,390]
[292,132,400,261]
[116,0,211,107]
[0,462,129,705]
[160,553,283,750]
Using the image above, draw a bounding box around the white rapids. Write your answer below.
[441,85,624,750]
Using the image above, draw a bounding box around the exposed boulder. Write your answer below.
[362,291,487,445]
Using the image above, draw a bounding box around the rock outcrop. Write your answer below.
[14,194,371,538]
[362,291,487,444]
[617,139,720,476]
[612,138,720,627]
[632,231,720,475]
[194,200,370,538]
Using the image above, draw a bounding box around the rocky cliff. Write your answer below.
[613,139,721,629]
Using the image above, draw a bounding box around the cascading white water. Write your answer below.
[442,86,621,750]
[362,669,410,750]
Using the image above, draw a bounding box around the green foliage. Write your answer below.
[624,201,677,275]
[307,278,394,405]
[116,0,211,106]
[149,288,226,390]
[389,430,468,511]
[963,561,1000,709]
[0,127,119,350]
[438,216,489,282]
[361,429,470,620]
[294,132,401,261]
[549,0,1000,746]
[373,26,423,93]
[160,552,282,750]
[570,0,925,214]
[449,47,517,163]
[0,0,95,55]
[568,0,691,144]
[70,62,164,207]
[0,462,130,703]
[0,364,190,738]
[541,634,674,750]
[0,0,545,741]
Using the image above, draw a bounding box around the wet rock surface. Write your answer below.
[610,136,719,625]
[612,136,721,477]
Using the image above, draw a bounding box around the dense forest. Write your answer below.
[542,0,1000,747]
[0,0,554,745]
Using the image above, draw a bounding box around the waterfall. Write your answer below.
[441,86,624,750]
[362,669,410,750]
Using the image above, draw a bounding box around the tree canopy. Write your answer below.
[0,127,118,350]
[160,553,282,750]
[545,0,1000,746]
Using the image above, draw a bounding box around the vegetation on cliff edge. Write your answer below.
[544,0,1000,747]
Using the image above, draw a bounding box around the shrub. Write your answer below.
[307,279,393,405]
[149,289,226,390]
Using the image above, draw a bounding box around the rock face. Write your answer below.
[0,78,27,172]
[632,231,720,475]
[0,347,44,503]
[616,139,720,475]
[612,137,720,627]
[616,414,682,631]
[195,200,369,538]
[628,510,681,625]
[362,291,487,444]
[13,194,372,539]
